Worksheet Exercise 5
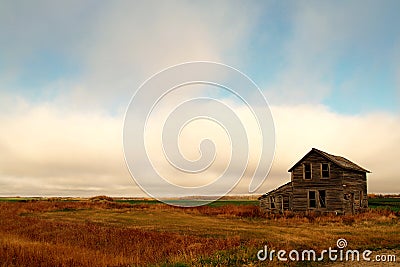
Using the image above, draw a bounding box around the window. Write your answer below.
[360,191,363,207]
[308,191,316,208]
[270,196,275,209]
[321,163,330,178]
[318,190,326,208]
[304,163,312,180]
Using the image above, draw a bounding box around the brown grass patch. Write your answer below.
[0,201,399,266]
[0,201,242,266]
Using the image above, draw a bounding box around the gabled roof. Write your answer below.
[288,148,370,173]
[258,181,292,200]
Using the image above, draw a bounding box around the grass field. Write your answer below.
[0,198,399,266]
[368,198,400,212]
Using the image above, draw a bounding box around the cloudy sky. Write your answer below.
[0,1,399,197]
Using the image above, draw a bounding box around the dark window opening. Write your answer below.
[309,191,316,208]
[318,190,326,208]
[321,163,330,178]
[360,191,363,207]
[304,163,312,180]
[270,196,275,209]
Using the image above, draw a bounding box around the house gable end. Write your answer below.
[288,148,370,173]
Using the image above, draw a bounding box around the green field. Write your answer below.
[368,198,400,212]
[0,197,37,202]
[115,199,259,207]
[0,197,260,207]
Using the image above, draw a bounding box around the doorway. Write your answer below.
[350,193,355,214]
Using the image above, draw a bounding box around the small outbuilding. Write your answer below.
[259,148,370,214]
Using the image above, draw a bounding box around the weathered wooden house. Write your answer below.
[259,148,370,214]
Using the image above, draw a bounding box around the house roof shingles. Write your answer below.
[288,148,370,173]
[258,181,292,199]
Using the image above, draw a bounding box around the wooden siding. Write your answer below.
[342,170,368,214]
[260,149,368,214]
[291,151,344,212]
[259,182,292,213]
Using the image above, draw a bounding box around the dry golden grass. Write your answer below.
[0,201,399,266]
[0,201,242,266]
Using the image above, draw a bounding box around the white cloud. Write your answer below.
[0,101,398,196]
[0,101,137,196]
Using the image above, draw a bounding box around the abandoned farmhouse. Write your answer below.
[259,148,370,214]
